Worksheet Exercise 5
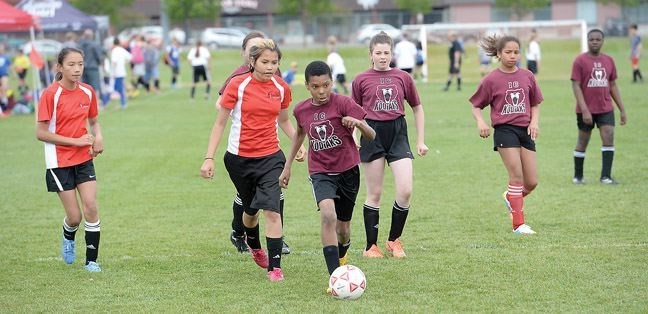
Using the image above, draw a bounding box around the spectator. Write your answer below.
[394,33,417,75]
[78,29,105,105]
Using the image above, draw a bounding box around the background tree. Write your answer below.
[494,0,550,21]
[166,0,220,41]
[69,0,134,29]
[393,0,436,24]
[276,0,338,47]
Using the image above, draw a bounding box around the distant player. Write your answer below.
[36,47,104,271]
[443,31,463,91]
[526,29,541,75]
[280,61,375,279]
[352,32,429,258]
[470,34,543,234]
[629,24,643,83]
[571,29,627,185]
[187,40,211,99]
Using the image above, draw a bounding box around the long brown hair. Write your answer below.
[248,39,282,71]
[479,35,520,59]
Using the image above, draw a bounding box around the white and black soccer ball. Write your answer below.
[329,265,366,300]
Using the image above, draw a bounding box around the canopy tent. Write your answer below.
[0,0,38,32]
[17,0,96,33]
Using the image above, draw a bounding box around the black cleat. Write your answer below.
[230,231,249,253]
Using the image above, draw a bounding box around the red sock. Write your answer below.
[507,184,525,230]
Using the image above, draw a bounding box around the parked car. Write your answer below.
[118,26,186,44]
[356,23,402,44]
[22,39,62,57]
[200,27,247,50]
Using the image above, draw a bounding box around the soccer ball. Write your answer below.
[329,265,366,300]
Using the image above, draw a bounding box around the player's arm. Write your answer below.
[36,121,94,147]
[411,105,429,156]
[88,117,104,156]
[200,107,232,179]
[571,80,592,124]
[528,105,540,140]
[471,106,490,138]
[609,80,627,125]
[278,109,306,162]
[342,116,375,140]
[279,125,306,189]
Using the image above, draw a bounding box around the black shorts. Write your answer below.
[224,150,285,214]
[192,65,209,83]
[527,60,538,74]
[309,166,359,222]
[400,68,413,73]
[336,74,346,85]
[577,111,615,131]
[17,69,28,80]
[172,66,179,75]
[45,160,96,192]
[360,116,413,164]
[493,124,536,152]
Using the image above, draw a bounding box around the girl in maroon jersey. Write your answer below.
[36,47,104,271]
[470,35,544,234]
[352,32,429,258]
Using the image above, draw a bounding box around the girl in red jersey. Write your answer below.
[470,35,544,234]
[352,32,429,259]
[201,39,296,282]
[280,61,375,281]
[36,47,104,272]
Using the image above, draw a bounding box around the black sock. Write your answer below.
[190,86,195,98]
[338,240,350,259]
[154,79,159,89]
[601,147,614,179]
[457,77,462,90]
[388,202,410,241]
[279,193,285,228]
[633,70,638,82]
[323,245,339,275]
[171,76,177,85]
[244,224,261,249]
[363,204,379,250]
[205,83,211,95]
[84,220,100,264]
[231,195,244,236]
[574,151,585,179]
[445,80,451,89]
[638,70,643,81]
[62,218,78,241]
[267,237,282,271]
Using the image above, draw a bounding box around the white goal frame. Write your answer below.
[403,19,588,80]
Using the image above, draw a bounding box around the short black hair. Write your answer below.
[587,28,605,39]
[304,60,332,83]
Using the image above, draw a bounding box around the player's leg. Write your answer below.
[335,166,359,265]
[279,193,290,255]
[498,147,531,233]
[574,114,593,184]
[362,158,385,257]
[229,194,248,253]
[57,190,82,264]
[190,66,199,98]
[320,199,339,275]
[599,120,616,184]
[77,180,101,272]
[386,158,412,258]
[520,148,538,197]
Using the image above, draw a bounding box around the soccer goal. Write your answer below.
[403,19,587,80]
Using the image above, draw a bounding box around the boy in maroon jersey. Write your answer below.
[571,29,627,185]
[280,61,375,278]
[470,35,544,234]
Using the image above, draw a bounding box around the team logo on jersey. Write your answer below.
[79,103,90,110]
[587,63,608,87]
[267,91,282,101]
[309,120,342,152]
[373,84,399,111]
[501,88,526,115]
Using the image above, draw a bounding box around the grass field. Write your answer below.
[1,38,647,312]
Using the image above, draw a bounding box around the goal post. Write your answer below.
[403,19,588,81]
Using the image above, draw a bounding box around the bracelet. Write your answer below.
[204,157,214,160]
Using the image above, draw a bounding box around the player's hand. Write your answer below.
[341,116,359,128]
[477,121,490,138]
[417,142,429,157]
[77,134,95,147]
[620,110,627,125]
[528,123,539,141]
[581,111,593,125]
[295,145,307,162]
[91,136,104,157]
[279,168,291,188]
[201,159,215,179]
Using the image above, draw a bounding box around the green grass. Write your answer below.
[1,38,647,312]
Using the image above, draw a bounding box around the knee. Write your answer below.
[525,180,538,193]
[321,211,337,229]
[337,223,351,240]
[66,216,82,227]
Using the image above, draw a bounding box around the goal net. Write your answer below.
[402,20,587,80]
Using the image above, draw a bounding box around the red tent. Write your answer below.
[0,0,37,32]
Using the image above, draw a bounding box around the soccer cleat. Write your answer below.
[281,239,291,255]
[62,237,76,264]
[385,239,407,258]
[600,177,619,185]
[572,177,586,185]
[230,231,249,253]
[362,244,384,258]
[513,224,536,235]
[84,261,101,272]
[267,268,284,282]
[339,252,348,266]
[502,191,514,220]
[248,247,269,269]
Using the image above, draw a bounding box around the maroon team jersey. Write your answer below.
[570,53,617,114]
[470,68,543,127]
[351,68,421,121]
[293,93,367,175]
[219,65,249,95]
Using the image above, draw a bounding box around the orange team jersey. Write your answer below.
[220,73,291,158]
[37,82,98,169]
